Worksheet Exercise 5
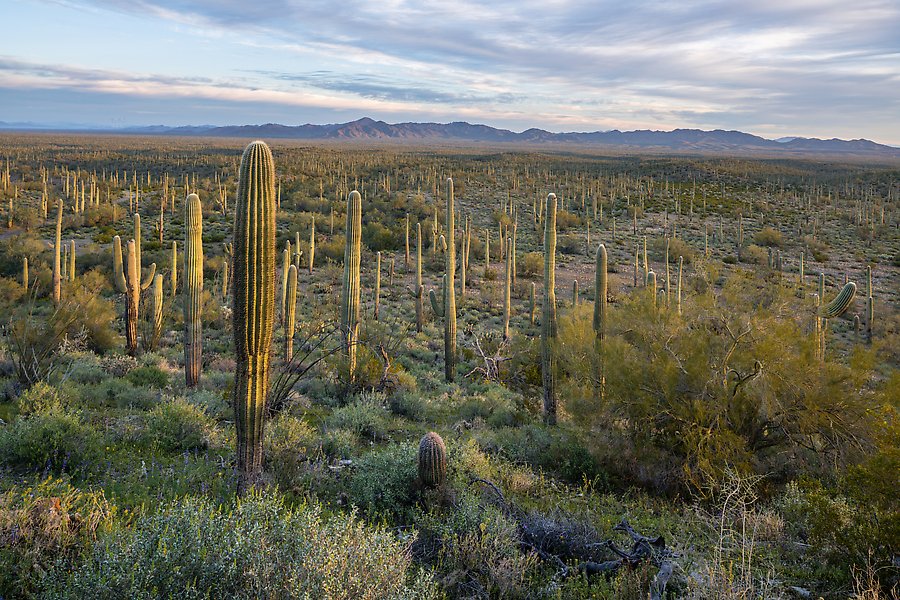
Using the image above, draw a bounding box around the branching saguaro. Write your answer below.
[233,141,276,493]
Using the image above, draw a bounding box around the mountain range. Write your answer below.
[2,117,898,158]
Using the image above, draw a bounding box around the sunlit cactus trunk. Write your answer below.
[284,264,297,361]
[341,190,362,381]
[443,178,457,381]
[184,193,203,387]
[542,193,558,425]
[233,141,277,492]
[52,199,62,304]
[415,222,424,332]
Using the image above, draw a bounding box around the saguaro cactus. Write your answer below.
[53,199,62,304]
[184,192,203,387]
[114,237,156,355]
[341,190,362,381]
[374,251,382,320]
[821,282,856,319]
[503,236,511,339]
[542,193,558,425]
[170,241,177,296]
[443,178,457,382]
[676,256,683,316]
[149,274,163,351]
[22,257,28,290]
[308,216,316,274]
[415,222,424,332]
[68,240,76,282]
[284,264,298,361]
[418,431,447,489]
[593,244,607,341]
[233,140,277,492]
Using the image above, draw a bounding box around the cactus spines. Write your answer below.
[170,241,177,296]
[374,251,381,320]
[593,244,607,340]
[184,192,204,387]
[542,193,558,425]
[443,178,457,382]
[68,240,76,282]
[415,222,424,332]
[150,274,163,350]
[341,190,362,381]
[676,256,683,316]
[233,140,277,491]
[503,236,511,339]
[308,217,316,275]
[418,431,447,489]
[53,199,62,304]
[821,282,856,319]
[284,264,298,361]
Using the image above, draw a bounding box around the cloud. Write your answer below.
[4,0,900,141]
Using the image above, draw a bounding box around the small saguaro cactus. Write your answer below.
[184,193,203,387]
[593,244,607,341]
[647,270,657,308]
[149,274,164,351]
[281,242,291,323]
[233,140,277,492]
[170,241,177,296]
[418,431,447,489]
[676,256,683,316]
[53,199,62,304]
[68,240,76,282]
[284,264,298,361]
[529,281,537,325]
[341,190,363,381]
[503,236,511,339]
[542,193,558,425]
[308,216,316,275]
[415,222,424,332]
[114,236,156,355]
[443,177,458,382]
[374,251,382,320]
[22,256,28,290]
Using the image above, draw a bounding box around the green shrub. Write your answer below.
[86,377,157,410]
[144,397,215,452]
[0,410,100,474]
[125,365,169,389]
[520,251,543,278]
[479,424,600,484]
[0,477,115,598]
[15,381,71,416]
[327,393,391,440]
[265,414,318,488]
[754,226,784,247]
[348,442,418,521]
[43,492,436,599]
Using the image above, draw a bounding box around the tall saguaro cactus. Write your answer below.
[593,244,607,341]
[52,199,62,304]
[341,190,362,381]
[542,193,558,425]
[184,193,203,387]
[233,141,277,492]
[415,222,424,332]
[284,264,298,361]
[443,178,457,381]
[308,216,316,275]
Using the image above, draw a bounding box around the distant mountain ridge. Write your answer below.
[3,117,898,157]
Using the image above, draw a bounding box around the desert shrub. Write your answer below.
[43,492,436,599]
[520,251,543,278]
[56,271,118,352]
[144,397,215,452]
[558,233,583,255]
[0,477,115,598]
[265,414,318,488]
[15,381,72,415]
[321,427,357,460]
[459,385,527,428]
[319,234,345,263]
[0,409,101,474]
[741,243,768,265]
[348,442,418,521]
[0,276,27,316]
[125,364,169,389]
[479,424,600,484]
[556,209,581,230]
[754,226,784,247]
[328,393,391,440]
[86,377,157,410]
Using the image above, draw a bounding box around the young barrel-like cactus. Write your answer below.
[233,141,277,492]
[418,431,447,489]
[184,192,203,387]
[542,193,558,425]
[341,190,362,381]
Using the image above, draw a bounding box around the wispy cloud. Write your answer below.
[2,0,899,141]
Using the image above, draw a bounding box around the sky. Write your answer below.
[1,0,899,144]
